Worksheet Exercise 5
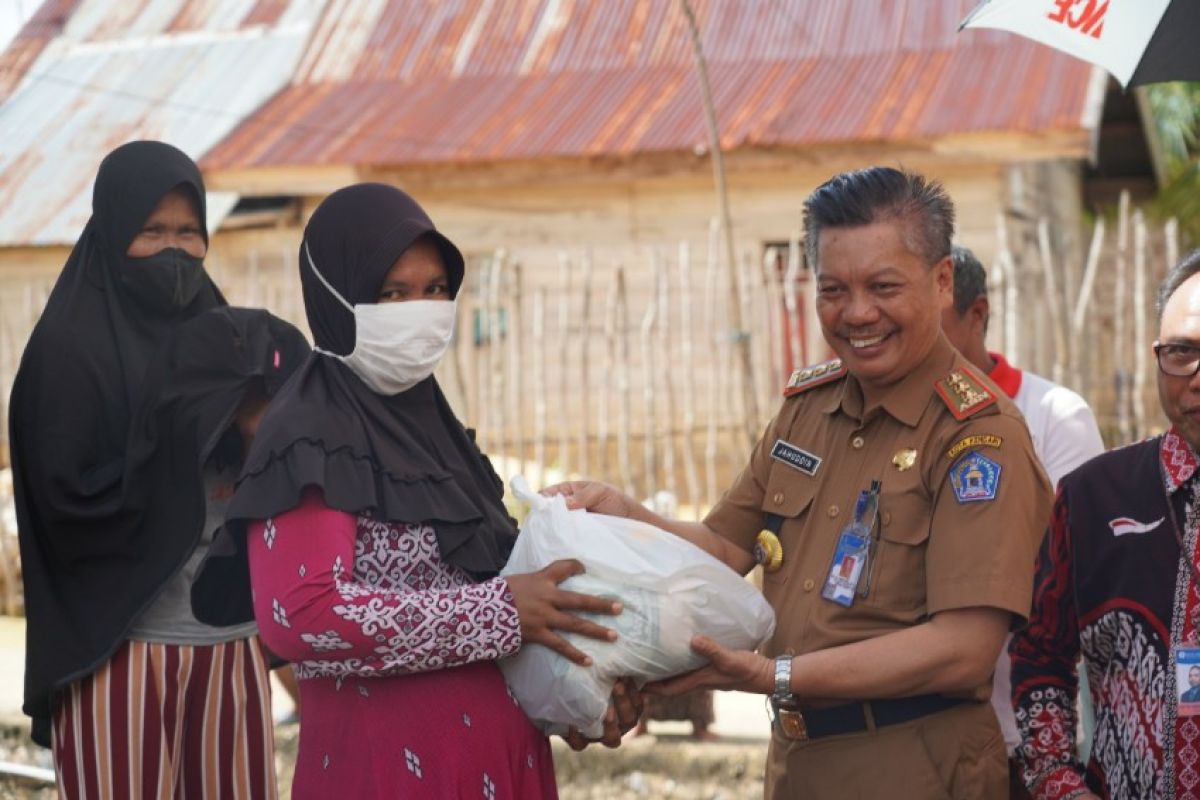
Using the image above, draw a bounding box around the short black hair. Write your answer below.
[1157,249,1200,321]
[802,166,955,269]
[950,245,988,316]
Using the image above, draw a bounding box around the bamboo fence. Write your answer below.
[0,202,1188,614]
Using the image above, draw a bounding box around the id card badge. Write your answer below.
[821,530,869,607]
[1177,646,1200,716]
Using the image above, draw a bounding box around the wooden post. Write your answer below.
[995,213,1019,364]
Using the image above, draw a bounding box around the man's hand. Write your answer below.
[646,636,773,696]
[506,559,621,666]
[562,678,644,750]
[541,481,640,518]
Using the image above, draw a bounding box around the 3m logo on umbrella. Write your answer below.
[1047,0,1108,39]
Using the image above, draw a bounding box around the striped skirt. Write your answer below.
[52,638,277,800]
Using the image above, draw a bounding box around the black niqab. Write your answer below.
[9,141,233,745]
[219,183,516,588]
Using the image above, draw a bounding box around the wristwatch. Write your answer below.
[772,655,797,707]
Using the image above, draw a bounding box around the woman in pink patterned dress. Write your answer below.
[218,184,629,799]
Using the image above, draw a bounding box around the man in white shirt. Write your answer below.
[941,245,1106,797]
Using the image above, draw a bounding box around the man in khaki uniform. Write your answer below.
[552,166,1052,799]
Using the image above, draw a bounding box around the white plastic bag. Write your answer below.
[498,475,776,737]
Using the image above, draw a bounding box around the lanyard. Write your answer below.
[1163,478,1200,639]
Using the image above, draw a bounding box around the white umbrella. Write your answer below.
[960,0,1197,88]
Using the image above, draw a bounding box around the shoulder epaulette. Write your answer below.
[783,358,847,397]
[934,366,997,420]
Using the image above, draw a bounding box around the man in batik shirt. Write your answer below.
[1012,248,1200,799]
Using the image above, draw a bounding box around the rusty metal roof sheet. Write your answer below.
[202,0,1097,171]
[0,0,1099,245]
[0,0,318,245]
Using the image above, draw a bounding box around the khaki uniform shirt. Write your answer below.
[706,335,1052,704]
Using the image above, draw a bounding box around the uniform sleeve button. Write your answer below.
[827,504,839,518]
[803,578,815,592]
[773,492,785,505]
[851,436,865,449]
[882,511,892,526]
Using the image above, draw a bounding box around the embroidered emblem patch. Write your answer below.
[771,439,822,476]
[1108,517,1164,537]
[945,434,1003,461]
[934,369,997,420]
[948,452,1001,503]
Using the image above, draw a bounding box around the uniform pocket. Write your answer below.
[865,488,931,609]
[759,466,818,586]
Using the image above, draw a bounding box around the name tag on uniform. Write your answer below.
[771,439,822,476]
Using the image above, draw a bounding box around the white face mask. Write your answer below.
[305,242,457,395]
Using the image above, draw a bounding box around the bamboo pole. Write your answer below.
[677,241,702,520]
[764,247,786,390]
[1166,218,1180,275]
[508,262,526,467]
[598,265,617,482]
[1132,211,1149,440]
[639,264,659,500]
[532,288,547,489]
[474,258,493,451]
[783,239,803,370]
[995,213,1019,364]
[488,251,507,454]
[678,0,759,438]
[1114,192,1131,444]
[654,253,678,505]
[577,252,594,477]
[703,220,721,507]
[1036,220,1068,385]
[1070,219,1105,396]
[614,266,635,496]
[557,254,572,477]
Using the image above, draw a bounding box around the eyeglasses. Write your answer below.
[1154,342,1200,377]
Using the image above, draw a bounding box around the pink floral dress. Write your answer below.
[247,489,557,799]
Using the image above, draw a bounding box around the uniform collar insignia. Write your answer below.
[934,366,997,421]
[784,358,847,397]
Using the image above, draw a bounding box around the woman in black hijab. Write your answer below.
[223,183,628,798]
[9,141,299,798]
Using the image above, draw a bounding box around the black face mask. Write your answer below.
[119,247,207,314]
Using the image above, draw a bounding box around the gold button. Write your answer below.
[827,504,839,518]
[882,511,892,526]
[803,578,815,592]
[773,492,785,505]
[851,436,865,449]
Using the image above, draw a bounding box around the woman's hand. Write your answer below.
[541,481,640,518]
[506,559,621,666]
[563,677,644,750]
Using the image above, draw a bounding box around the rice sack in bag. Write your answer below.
[499,476,776,737]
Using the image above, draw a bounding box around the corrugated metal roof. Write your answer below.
[0,0,319,245]
[202,0,1096,171]
[0,0,1099,245]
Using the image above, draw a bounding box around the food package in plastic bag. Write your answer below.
[498,476,776,737]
